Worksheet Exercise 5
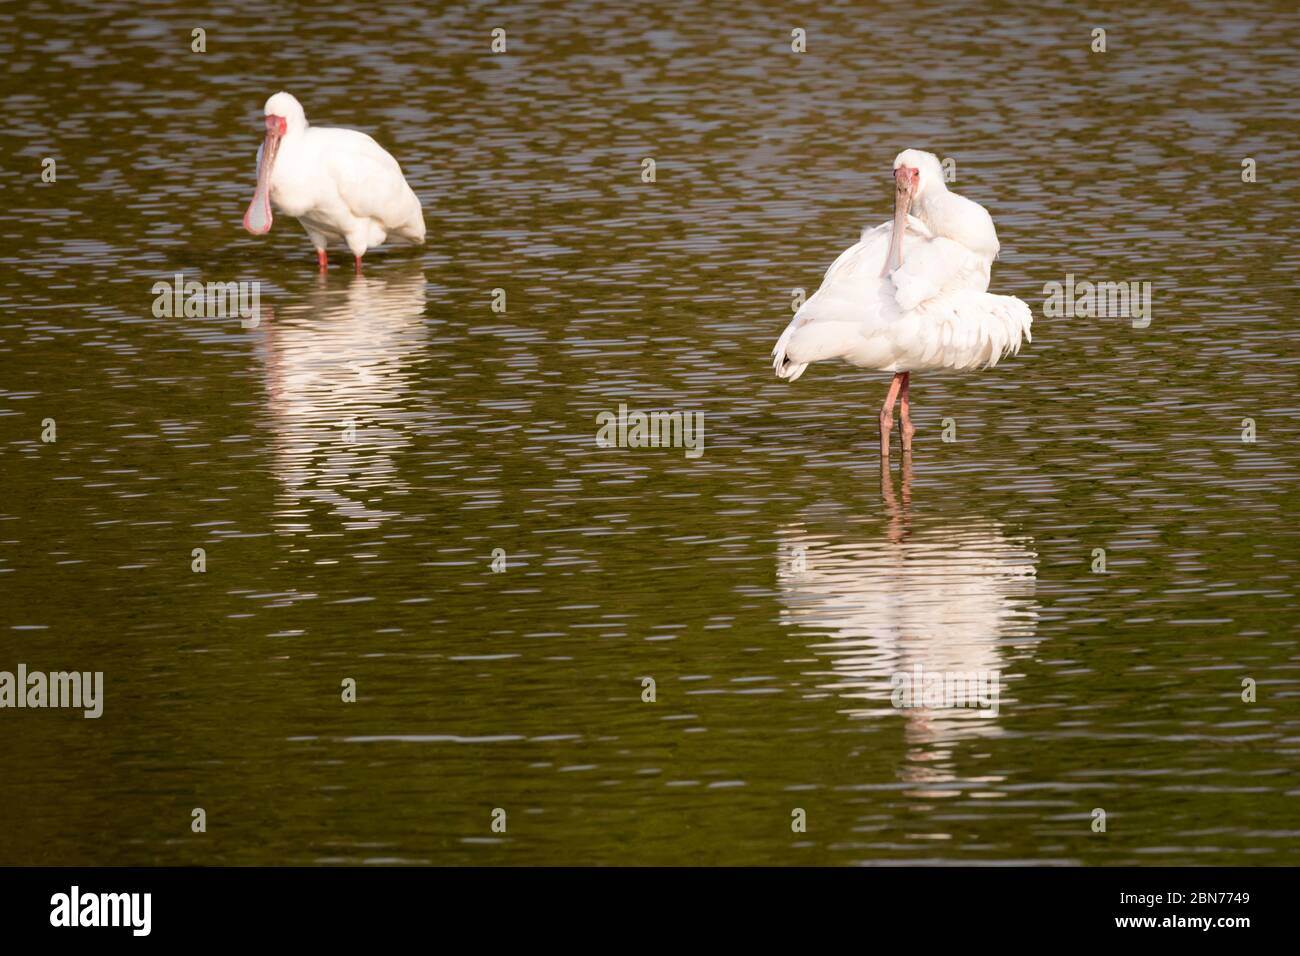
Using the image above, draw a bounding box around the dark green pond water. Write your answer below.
[1,0,1298,865]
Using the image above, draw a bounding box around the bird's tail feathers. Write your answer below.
[771,323,809,381]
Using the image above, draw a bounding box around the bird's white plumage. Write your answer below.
[246,92,425,258]
[772,150,1030,382]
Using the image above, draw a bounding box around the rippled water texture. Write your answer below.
[1,1,1298,865]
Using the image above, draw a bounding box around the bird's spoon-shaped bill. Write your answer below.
[882,166,916,276]
[243,115,282,235]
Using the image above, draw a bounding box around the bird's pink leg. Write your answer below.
[879,372,905,459]
[316,249,328,273]
[900,372,915,453]
[354,255,363,275]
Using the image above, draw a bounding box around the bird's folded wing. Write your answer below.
[324,132,409,223]
[886,236,988,313]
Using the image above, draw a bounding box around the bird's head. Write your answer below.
[891,149,946,205]
[263,91,307,136]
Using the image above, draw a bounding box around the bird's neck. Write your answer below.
[918,189,999,261]
[913,187,951,231]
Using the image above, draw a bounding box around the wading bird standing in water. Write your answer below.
[771,149,1031,458]
[243,92,426,273]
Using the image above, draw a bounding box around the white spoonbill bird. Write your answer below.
[771,149,1031,458]
[243,92,426,273]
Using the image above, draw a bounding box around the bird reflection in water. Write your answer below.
[777,454,1040,784]
[255,267,428,535]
